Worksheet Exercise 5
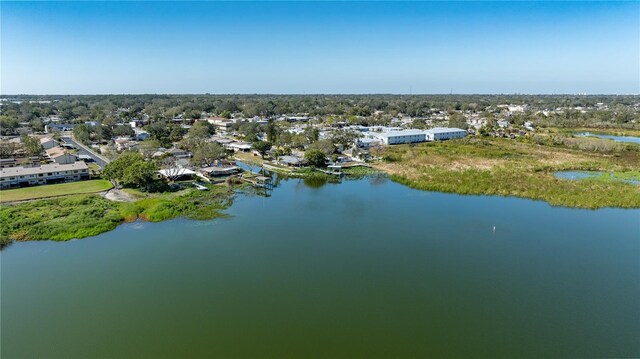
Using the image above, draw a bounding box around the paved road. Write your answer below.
[61,136,110,169]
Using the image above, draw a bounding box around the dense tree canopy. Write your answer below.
[0,94,637,134]
[304,149,327,167]
[190,142,227,167]
[252,141,272,158]
[103,152,157,189]
[20,135,44,157]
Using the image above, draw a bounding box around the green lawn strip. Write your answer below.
[0,180,114,203]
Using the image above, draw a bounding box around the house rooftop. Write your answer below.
[45,147,71,158]
[279,155,304,165]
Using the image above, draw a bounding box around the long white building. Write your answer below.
[0,161,89,189]
[365,127,466,145]
[424,128,467,141]
[367,129,428,145]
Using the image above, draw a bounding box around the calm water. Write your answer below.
[575,131,640,144]
[555,170,640,185]
[2,175,640,358]
[554,170,602,181]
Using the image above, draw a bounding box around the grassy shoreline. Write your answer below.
[0,184,235,247]
[375,137,640,209]
[2,132,638,247]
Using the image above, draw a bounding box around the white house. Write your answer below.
[497,120,511,128]
[356,138,381,149]
[226,142,252,152]
[466,118,487,129]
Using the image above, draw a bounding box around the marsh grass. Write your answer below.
[119,185,233,222]
[377,137,640,209]
[341,166,380,179]
[0,195,123,245]
[0,184,235,246]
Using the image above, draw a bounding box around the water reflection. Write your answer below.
[575,132,640,144]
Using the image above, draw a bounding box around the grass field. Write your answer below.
[0,180,113,203]
[233,151,264,166]
[375,136,640,209]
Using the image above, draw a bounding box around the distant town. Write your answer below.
[1,94,638,191]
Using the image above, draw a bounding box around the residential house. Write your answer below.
[226,142,252,152]
[39,136,60,150]
[45,123,78,133]
[497,120,511,128]
[166,147,191,159]
[46,147,78,164]
[200,165,239,177]
[0,161,89,189]
[278,155,305,167]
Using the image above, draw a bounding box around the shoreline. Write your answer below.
[2,167,639,248]
[2,135,640,246]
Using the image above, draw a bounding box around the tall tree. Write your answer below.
[304,149,326,167]
[0,141,18,158]
[21,135,44,157]
[265,121,278,143]
[103,152,157,189]
[252,141,272,159]
[73,124,91,144]
[191,142,227,167]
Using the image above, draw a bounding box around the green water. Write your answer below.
[2,175,639,358]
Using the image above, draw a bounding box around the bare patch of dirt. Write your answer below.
[103,189,136,202]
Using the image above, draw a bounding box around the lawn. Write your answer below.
[0,180,113,203]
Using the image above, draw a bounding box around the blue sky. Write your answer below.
[1,1,638,94]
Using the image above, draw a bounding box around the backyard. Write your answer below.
[0,180,113,203]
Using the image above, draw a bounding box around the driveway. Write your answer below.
[61,136,110,168]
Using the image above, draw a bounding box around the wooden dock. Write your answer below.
[316,168,343,176]
[241,175,273,189]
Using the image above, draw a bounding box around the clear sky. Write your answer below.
[1,1,639,94]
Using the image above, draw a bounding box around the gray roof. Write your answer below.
[46,123,78,130]
[369,129,428,138]
[0,161,88,178]
[279,155,304,165]
[425,127,467,134]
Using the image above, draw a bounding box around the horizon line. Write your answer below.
[2,93,639,97]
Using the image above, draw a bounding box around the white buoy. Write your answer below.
[493,226,496,233]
